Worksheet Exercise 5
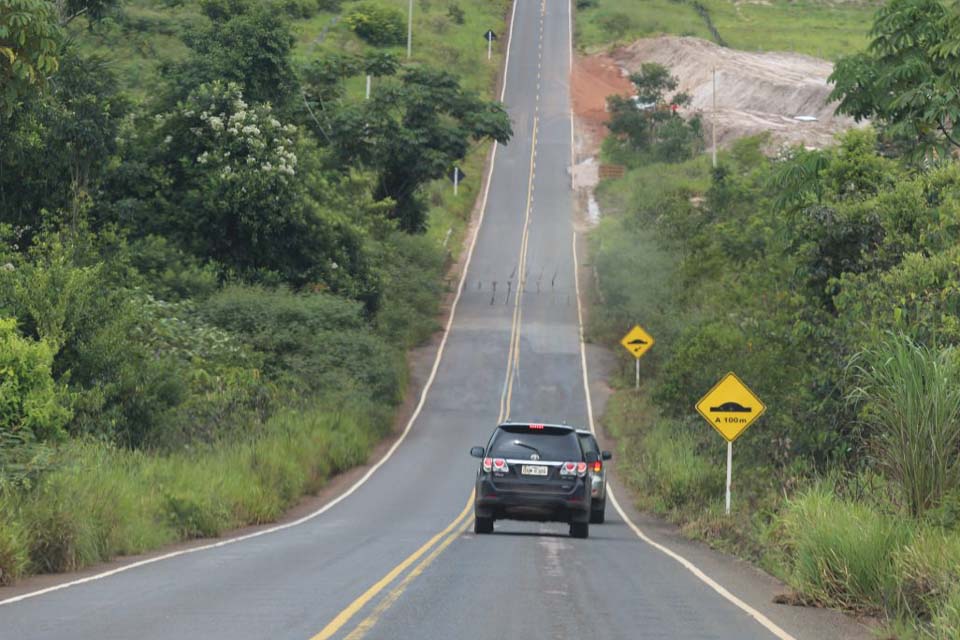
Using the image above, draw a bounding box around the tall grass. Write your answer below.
[847,334,960,517]
[0,397,383,584]
[776,485,913,612]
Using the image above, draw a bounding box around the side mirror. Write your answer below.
[602,451,612,461]
[470,446,485,458]
[584,451,599,464]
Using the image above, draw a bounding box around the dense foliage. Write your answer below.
[0,0,510,582]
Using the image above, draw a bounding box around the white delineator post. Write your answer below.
[365,75,371,100]
[725,441,732,515]
[453,167,459,196]
[407,0,413,59]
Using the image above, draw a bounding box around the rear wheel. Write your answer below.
[474,516,494,534]
[570,521,589,539]
[590,500,606,524]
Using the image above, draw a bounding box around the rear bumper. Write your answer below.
[475,478,590,523]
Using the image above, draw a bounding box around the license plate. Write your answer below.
[521,465,548,476]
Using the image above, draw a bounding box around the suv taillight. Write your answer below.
[483,458,509,473]
[559,462,588,478]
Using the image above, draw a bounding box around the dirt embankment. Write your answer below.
[571,35,863,160]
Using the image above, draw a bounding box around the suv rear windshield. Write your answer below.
[488,425,582,462]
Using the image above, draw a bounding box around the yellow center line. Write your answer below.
[311,8,546,639]
[342,517,473,640]
[308,491,474,640]
[500,115,539,424]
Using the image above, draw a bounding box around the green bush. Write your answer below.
[201,285,404,401]
[776,485,913,612]
[0,318,72,445]
[344,3,406,46]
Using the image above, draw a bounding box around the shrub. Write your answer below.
[446,2,464,24]
[0,318,72,445]
[344,3,406,46]
[776,485,912,611]
[201,285,404,401]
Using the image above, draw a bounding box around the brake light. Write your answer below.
[593,460,602,473]
[560,462,588,478]
[529,424,544,430]
[492,458,509,473]
[482,458,492,472]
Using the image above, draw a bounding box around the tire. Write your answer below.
[474,516,494,534]
[590,501,606,524]
[569,521,589,539]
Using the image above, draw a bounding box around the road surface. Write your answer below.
[0,2,872,639]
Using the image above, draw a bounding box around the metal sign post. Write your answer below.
[484,30,497,62]
[726,441,732,515]
[695,372,766,516]
[619,325,654,391]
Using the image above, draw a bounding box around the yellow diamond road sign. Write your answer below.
[696,372,766,442]
[620,324,654,359]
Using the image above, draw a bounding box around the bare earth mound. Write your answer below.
[611,36,863,150]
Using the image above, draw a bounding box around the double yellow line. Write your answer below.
[309,493,474,640]
[309,117,541,640]
[499,115,539,425]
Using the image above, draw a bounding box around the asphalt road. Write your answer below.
[0,2,873,639]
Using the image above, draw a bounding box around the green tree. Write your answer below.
[829,0,960,158]
[606,63,699,161]
[311,66,512,231]
[165,0,299,112]
[137,81,378,301]
[0,52,125,233]
[0,0,61,118]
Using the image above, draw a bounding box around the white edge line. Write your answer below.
[0,0,523,609]
[561,15,794,639]
[570,234,795,640]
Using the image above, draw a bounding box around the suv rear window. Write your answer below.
[488,425,581,462]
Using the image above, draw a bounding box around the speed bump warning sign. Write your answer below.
[695,372,766,442]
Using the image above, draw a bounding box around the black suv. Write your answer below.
[470,422,598,538]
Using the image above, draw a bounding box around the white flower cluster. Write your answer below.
[178,82,299,179]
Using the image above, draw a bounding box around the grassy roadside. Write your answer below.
[0,0,511,587]
[574,0,875,60]
[586,144,960,638]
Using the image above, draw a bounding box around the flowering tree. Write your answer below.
[148,81,375,298]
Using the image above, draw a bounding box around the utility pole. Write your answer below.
[407,0,413,59]
[712,67,718,168]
